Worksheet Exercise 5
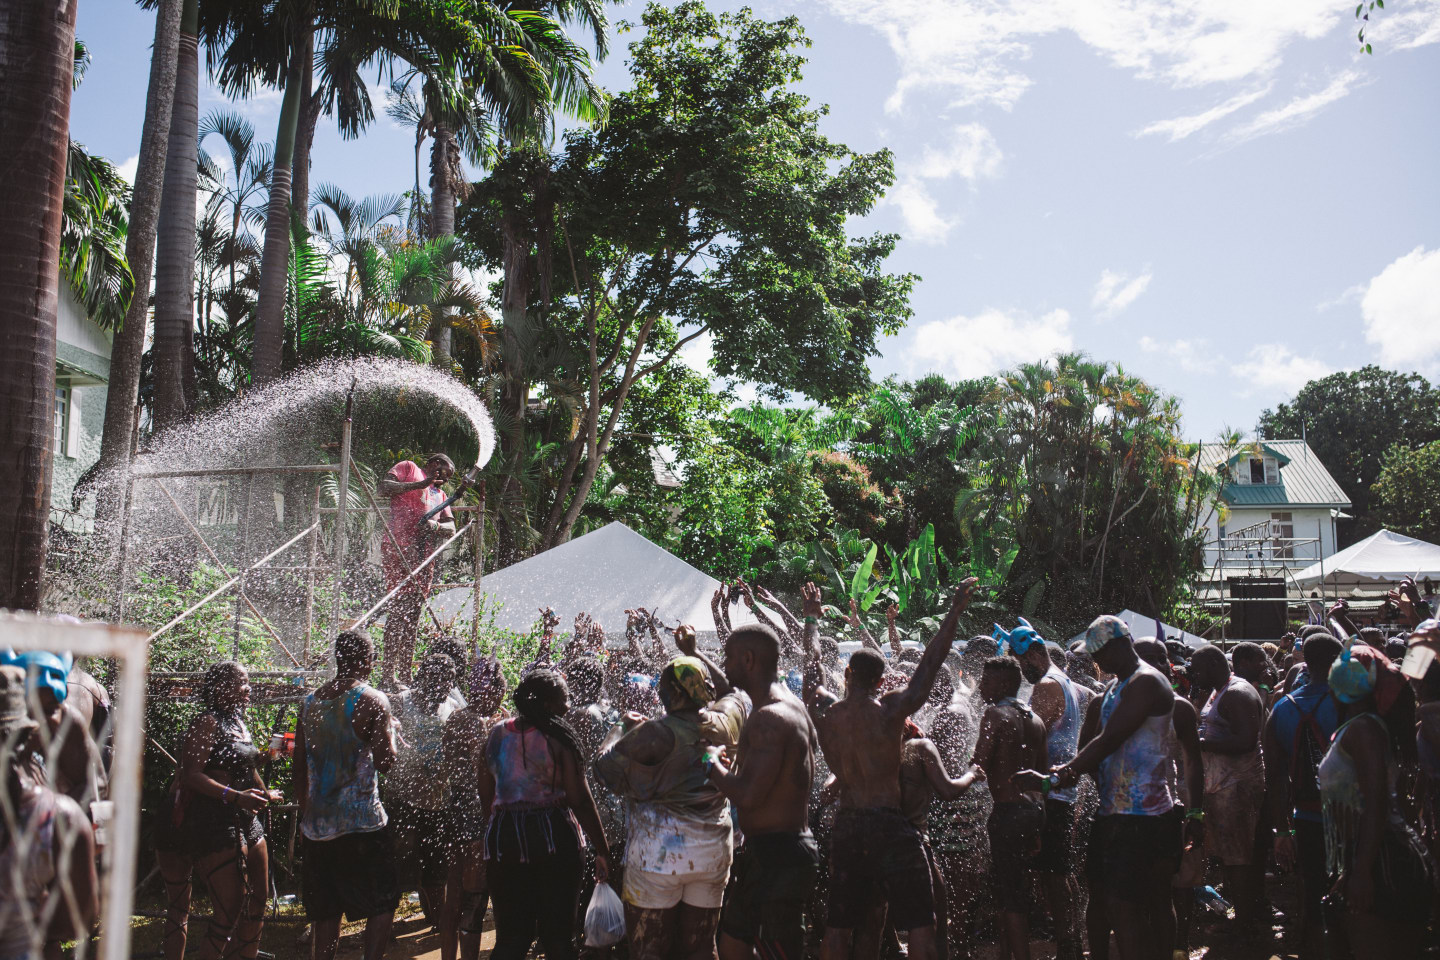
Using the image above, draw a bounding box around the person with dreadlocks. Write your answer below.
[154,661,277,960]
[479,667,613,960]
[0,664,97,960]
[440,656,508,960]
[596,648,747,960]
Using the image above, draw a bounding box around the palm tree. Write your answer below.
[153,0,201,430]
[198,109,271,290]
[0,0,79,608]
[307,182,405,295]
[95,0,183,529]
[62,142,135,330]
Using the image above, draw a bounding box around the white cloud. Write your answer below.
[115,154,139,185]
[1226,70,1361,141]
[1136,86,1271,141]
[1316,283,1365,312]
[1376,0,1440,49]
[678,329,716,374]
[818,0,1341,114]
[887,124,1002,245]
[1231,343,1333,396]
[916,124,1004,181]
[908,308,1074,380]
[886,178,957,244]
[1138,335,1216,373]
[1360,245,1440,369]
[1092,268,1152,317]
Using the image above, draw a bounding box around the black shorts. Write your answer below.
[1087,809,1183,903]
[154,790,265,859]
[987,799,1045,910]
[391,800,452,887]
[829,807,935,932]
[720,831,819,946]
[1035,798,1076,874]
[302,826,401,923]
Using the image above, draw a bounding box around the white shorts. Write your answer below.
[622,862,729,910]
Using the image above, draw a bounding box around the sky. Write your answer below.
[71,0,1440,441]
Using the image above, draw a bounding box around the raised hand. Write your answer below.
[953,577,980,611]
[802,582,824,620]
[674,624,698,657]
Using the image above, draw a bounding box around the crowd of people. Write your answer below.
[118,571,1438,960]
[4,469,1440,960]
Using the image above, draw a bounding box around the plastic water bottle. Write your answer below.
[1195,885,1232,916]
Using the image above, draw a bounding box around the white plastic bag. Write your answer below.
[584,881,626,947]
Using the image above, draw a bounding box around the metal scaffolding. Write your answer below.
[109,392,488,669]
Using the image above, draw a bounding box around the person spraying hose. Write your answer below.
[377,452,466,690]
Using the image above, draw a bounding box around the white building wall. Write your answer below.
[1202,506,1337,571]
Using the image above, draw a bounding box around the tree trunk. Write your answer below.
[0,0,78,609]
[290,28,318,239]
[152,0,199,431]
[428,121,456,368]
[95,0,182,529]
[250,46,305,386]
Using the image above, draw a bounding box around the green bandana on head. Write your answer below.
[662,656,715,710]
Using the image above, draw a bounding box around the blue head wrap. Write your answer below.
[785,669,803,694]
[993,618,1044,656]
[0,649,73,704]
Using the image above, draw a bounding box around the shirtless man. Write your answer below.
[707,623,818,960]
[810,578,979,960]
[972,657,1046,960]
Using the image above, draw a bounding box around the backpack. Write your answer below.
[1286,692,1332,816]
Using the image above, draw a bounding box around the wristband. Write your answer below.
[1040,776,1052,796]
[804,616,818,624]
[1185,808,1204,822]
[221,786,232,804]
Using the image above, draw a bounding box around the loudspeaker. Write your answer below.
[1227,577,1287,640]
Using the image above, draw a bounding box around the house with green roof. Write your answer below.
[1197,439,1351,574]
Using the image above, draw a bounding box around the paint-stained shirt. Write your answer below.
[1097,662,1178,817]
[488,719,567,809]
[300,684,388,841]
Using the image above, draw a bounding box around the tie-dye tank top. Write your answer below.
[1042,664,1082,804]
[300,684,387,841]
[1097,661,1178,817]
[488,718,568,809]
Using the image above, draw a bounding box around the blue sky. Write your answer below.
[72,0,1440,439]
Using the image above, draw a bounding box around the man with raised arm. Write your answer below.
[706,616,819,960]
[1015,616,1183,960]
[810,578,979,960]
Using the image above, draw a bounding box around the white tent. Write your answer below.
[1291,528,1440,591]
[430,522,758,637]
[1067,608,1209,650]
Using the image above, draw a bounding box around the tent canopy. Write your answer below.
[1291,528,1440,590]
[1067,609,1209,650]
[430,522,757,638]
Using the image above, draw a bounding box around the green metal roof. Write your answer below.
[1198,439,1350,508]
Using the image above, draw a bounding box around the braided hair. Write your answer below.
[513,668,582,761]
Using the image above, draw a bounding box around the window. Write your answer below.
[54,384,70,458]
[1272,511,1294,559]
[1249,458,1266,484]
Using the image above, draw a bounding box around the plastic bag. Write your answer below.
[584,881,626,947]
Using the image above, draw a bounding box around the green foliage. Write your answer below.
[1258,367,1440,543]
[1372,439,1440,544]
[61,141,134,330]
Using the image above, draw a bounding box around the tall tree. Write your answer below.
[1258,366,1440,544]
[153,0,201,428]
[462,2,914,551]
[0,0,79,608]
[95,0,184,528]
